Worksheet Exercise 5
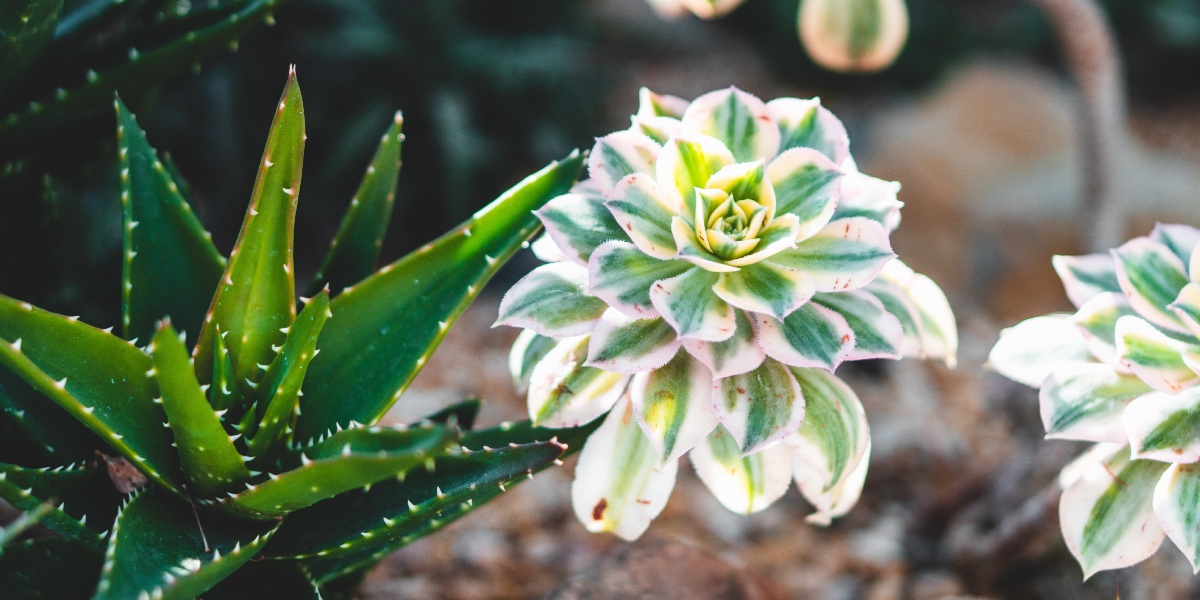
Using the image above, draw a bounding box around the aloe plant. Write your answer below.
[0,69,589,598]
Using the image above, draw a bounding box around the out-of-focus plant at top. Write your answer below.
[991,224,1200,578]
[497,86,956,539]
[0,69,592,598]
[798,0,909,73]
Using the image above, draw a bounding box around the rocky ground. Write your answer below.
[357,24,1200,597]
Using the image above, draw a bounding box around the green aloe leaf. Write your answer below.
[0,460,122,551]
[0,0,280,151]
[194,69,304,397]
[0,537,103,599]
[205,562,322,599]
[308,112,404,296]
[210,324,237,412]
[116,97,224,346]
[246,293,329,460]
[0,365,101,462]
[95,489,278,600]
[263,439,567,561]
[214,424,456,519]
[294,150,584,441]
[421,397,482,430]
[0,502,49,547]
[0,0,64,92]
[0,294,184,493]
[150,322,252,497]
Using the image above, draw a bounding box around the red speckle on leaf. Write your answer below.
[593,498,608,520]
[636,499,652,505]
[841,334,851,344]
[737,387,747,394]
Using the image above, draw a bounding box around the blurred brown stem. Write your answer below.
[1029,0,1127,251]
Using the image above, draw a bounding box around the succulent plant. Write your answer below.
[0,69,590,598]
[798,0,910,73]
[497,87,956,539]
[990,223,1200,578]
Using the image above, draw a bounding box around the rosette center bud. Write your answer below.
[692,160,778,264]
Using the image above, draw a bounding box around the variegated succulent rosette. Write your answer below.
[497,87,956,540]
[990,224,1200,578]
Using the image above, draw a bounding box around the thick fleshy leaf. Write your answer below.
[528,335,628,428]
[246,293,330,459]
[496,262,607,338]
[681,88,780,163]
[706,160,774,208]
[1116,315,1199,394]
[713,261,814,321]
[654,135,734,212]
[509,329,558,393]
[1125,386,1200,462]
[0,364,101,462]
[587,130,660,194]
[766,97,849,164]
[786,366,870,524]
[630,352,717,464]
[865,260,957,366]
[766,147,841,240]
[0,295,183,493]
[571,396,678,541]
[1171,282,1200,340]
[1059,444,1167,579]
[150,323,252,497]
[1040,363,1151,443]
[1153,462,1200,573]
[95,490,278,600]
[1052,253,1122,309]
[116,98,224,346]
[586,311,682,373]
[757,303,854,371]
[215,425,457,519]
[691,425,792,514]
[636,87,689,120]
[588,240,692,318]
[294,152,584,441]
[831,170,902,232]
[724,213,802,267]
[681,309,765,378]
[813,290,903,361]
[604,173,679,259]
[766,217,894,292]
[1073,292,1138,368]
[712,359,805,453]
[194,72,304,393]
[531,232,569,263]
[0,461,121,552]
[535,189,628,265]
[1149,223,1200,270]
[1113,237,1191,334]
[989,315,1092,387]
[307,112,404,296]
[671,216,740,273]
[649,267,736,341]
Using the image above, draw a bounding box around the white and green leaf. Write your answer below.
[680,87,781,163]
[756,303,855,371]
[587,130,660,195]
[630,352,718,464]
[1039,362,1151,443]
[1116,315,1200,394]
[813,290,903,361]
[989,315,1091,388]
[572,396,679,541]
[1149,223,1200,271]
[831,170,902,232]
[681,309,765,378]
[1052,253,1121,309]
[766,97,849,164]
[1059,444,1167,579]
[712,359,805,454]
[1152,462,1200,573]
[1125,386,1200,463]
[587,240,692,318]
[586,310,682,373]
[1113,237,1191,335]
[605,173,681,260]
[724,214,802,268]
[671,215,740,273]
[690,426,793,514]
[865,260,957,366]
[766,147,841,240]
[1170,283,1200,340]
[787,366,870,525]
[527,335,629,428]
[655,135,735,213]
[1072,292,1137,368]
[649,267,737,342]
[636,87,688,120]
[509,329,558,393]
[496,262,607,338]
[766,217,894,292]
[535,190,629,265]
[712,262,815,321]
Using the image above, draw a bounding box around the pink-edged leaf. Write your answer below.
[788,366,870,525]
[1113,237,1191,334]
[654,135,734,214]
[711,358,804,454]
[587,240,691,318]
[1040,362,1151,443]
[831,170,902,232]
[766,97,849,164]
[496,262,607,338]
[1153,462,1200,573]
[766,147,842,240]
[587,130,660,195]
[756,303,854,371]
[605,173,680,260]
[630,352,718,464]
[712,262,815,321]
[1125,386,1200,463]
[527,336,629,428]
[691,425,792,514]
[1052,253,1121,309]
[812,290,903,361]
[649,267,736,342]
[767,217,894,292]
[989,315,1092,388]
[585,310,681,374]
[1116,315,1199,394]
[681,309,765,378]
[1072,292,1137,369]
[681,87,780,163]
[535,190,629,265]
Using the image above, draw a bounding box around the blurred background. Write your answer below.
[4,0,1200,597]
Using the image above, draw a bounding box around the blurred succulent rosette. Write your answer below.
[498,87,956,539]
